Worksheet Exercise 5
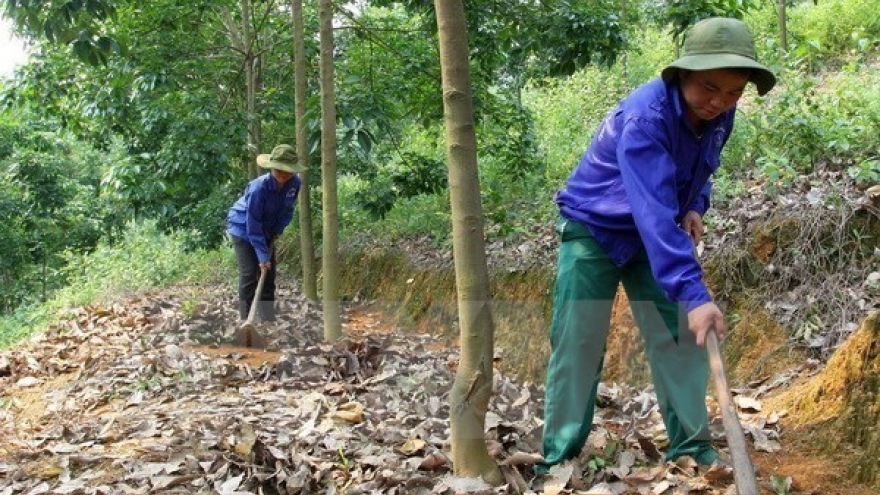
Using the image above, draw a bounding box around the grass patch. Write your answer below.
[0,220,235,349]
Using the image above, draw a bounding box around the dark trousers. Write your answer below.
[231,235,277,321]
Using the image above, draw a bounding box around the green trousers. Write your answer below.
[540,218,716,469]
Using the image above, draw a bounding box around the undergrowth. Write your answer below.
[705,197,878,358]
[0,220,234,349]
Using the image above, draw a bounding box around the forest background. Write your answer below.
[0,0,876,330]
[0,0,878,489]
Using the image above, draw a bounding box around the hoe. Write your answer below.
[234,268,269,349]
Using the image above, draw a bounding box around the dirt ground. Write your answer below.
[342,304,879,495]
[1,294,876,494]
[752,445,877,495]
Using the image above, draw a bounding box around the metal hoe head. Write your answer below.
[234,321,267,349]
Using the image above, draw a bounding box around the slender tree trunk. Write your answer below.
[319,0,341,340]
[433,0,502,485]
[253,53,263,163]
[222,0,262,177]
[620,0,628,80]
[242,0,260,177]
[777,0,788,52]
[292,0,317,301]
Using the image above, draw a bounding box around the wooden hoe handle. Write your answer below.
[707,330,760,495]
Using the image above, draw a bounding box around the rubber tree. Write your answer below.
[433,0,501,485]
[319,0,341,340]
[292,0,318,301]
[1,0,121,65]
[221,0,264,177]
[777,0,788,52]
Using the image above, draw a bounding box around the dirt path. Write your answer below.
[0,282,874,494]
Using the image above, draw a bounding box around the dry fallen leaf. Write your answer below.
[330,401,365,423]
[399,437,427,455]
[734,396,763,412]
[542,461,575,495]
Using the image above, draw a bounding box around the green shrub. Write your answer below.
[0,220,234,348]
[796,0,880,58]
[732,58,880,194]
[369,193,452,244]
[59,219,234,306]
[619,27,675,87]
[523,67,630,187]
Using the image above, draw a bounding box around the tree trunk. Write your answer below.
[242,0,260,177]
[433,0,502,485]
[292,0,318,301]
[253,52,263,166]
[620,0,627,80]
[221,0,262,177]
[319,0,341,340]
[777,0,788,52]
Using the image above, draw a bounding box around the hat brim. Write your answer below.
[256,154,306,173]
[662,53,776,96]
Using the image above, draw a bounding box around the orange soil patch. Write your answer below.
[751,236,776,264]
[344,306,399,336]
[2,373,78,428]
[753,444,877,495]
[345,304,455,351]
[185,344,283,367]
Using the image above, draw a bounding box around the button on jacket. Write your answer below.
[556,78,735,311]
[227,173,301,263]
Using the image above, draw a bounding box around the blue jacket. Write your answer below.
[556,78,735,312]
[227,173,301,263]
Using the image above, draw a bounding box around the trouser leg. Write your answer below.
[232,235,259,320]
[541,219,619,469]
[620,252,715,464]
[257,250,277,321]
[233,236,279,322]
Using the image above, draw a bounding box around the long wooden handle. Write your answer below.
[707,330,760,495]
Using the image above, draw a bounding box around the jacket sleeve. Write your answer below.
[687,182,712,216]
[245,182,272,263]
[617,117,712,312]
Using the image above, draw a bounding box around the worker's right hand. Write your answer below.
[259,261,271,272]
[688,302,725,347]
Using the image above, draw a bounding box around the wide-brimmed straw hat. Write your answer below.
[256,144,306,173]
[662,17,776,96]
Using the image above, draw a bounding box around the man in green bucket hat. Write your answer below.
[227,144,306,322]
[539,17,776,472]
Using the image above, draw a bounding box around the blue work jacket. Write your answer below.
[227,173,301,263]
[556,78,735,312]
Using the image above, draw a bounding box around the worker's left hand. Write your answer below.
[688,301,726,347]
[681,210,704,246]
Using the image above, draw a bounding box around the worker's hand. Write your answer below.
[681,210,704,246]
[688,302,725,347]
[259,261,271,272]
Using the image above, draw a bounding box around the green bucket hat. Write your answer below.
[256,144,306,173]
[662,17,776,96]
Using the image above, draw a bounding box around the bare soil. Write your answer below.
[1,277,876,494]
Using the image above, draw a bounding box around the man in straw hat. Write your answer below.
[539,17,776,472]
[227,144,305,322]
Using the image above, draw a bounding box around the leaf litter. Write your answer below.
[0,280,797,494]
